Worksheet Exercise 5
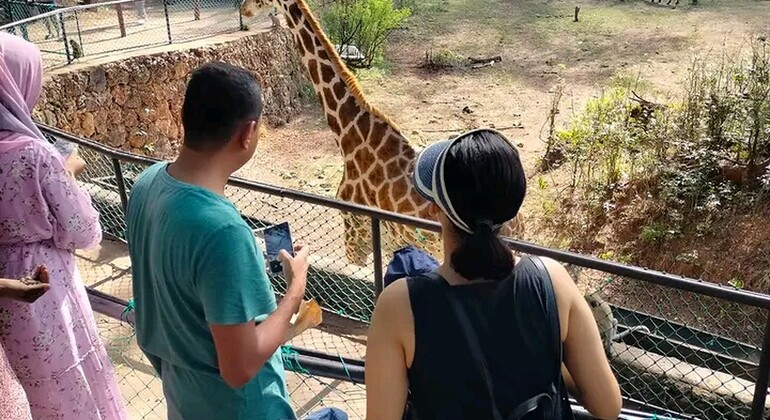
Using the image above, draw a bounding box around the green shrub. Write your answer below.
[552,38,770,228]
[320,0,411,68]
[422,48,465,70]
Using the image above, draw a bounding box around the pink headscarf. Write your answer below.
[0,32,46,153]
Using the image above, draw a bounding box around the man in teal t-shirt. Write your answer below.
[126,62,309,420]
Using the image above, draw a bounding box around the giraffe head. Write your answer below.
[240,0,272,17]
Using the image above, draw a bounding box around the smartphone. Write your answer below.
[263,222,294,274]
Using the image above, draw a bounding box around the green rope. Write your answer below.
[281,346,309,374]
[338,355,352,381]
[121,298,135,324]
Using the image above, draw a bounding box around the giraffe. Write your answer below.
[240,0,525,266]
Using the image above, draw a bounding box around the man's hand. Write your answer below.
[0,265,51,303]
[65,150,86,177]
[279,244,309,300]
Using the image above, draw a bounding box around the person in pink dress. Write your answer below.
[0,266,50,420]
[0,32,128,419]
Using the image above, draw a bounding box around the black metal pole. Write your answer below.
[59,12,71,63]
[750,312,770,419]
[238,0,244,30]
[112,158,129,213]
[74,9,83,57]
[163,0,171,44]
[372,217,383,299]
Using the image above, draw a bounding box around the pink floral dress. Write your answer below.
[0,343,33,420]
[0,140,128,420]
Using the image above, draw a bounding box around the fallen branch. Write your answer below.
[468,55,502,65]
[471,61,495,70]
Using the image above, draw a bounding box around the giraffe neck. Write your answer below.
[276,0,416,159]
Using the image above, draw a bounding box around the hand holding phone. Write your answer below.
[279,245,309,298]
[263,222,295,274]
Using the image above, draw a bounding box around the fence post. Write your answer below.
[116,3,126,37]
[163,0,171,44]
[60,12,71,64]
[750,312,770,419]
[238,0,244,30]
[112,158,129,213]
[193,0,200,20]
[371,217,384,299]
[74,9,84,57]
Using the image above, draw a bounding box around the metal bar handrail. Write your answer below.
[37,122,770,310]
[0,0,134,30]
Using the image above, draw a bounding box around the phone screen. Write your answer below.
[263,222,294,274]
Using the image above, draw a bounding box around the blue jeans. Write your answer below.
[303,407,348,420]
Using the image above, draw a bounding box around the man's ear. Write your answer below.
[238,120,258,150]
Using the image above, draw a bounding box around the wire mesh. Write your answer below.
[574,265,767,419]
[0,0,248,69]
[46,126,770,419]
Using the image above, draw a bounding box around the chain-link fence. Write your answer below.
[0,0,250,69]
[40,124,770,420]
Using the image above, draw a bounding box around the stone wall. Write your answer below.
[35,30,308,159]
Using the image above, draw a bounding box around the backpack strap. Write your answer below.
[522,255,574,420]
[524,256,564,384]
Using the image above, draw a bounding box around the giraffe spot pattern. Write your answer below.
[322,88,337,110]
[333,81,346,101]
[320,64,335,84]
[318,49,330,61]
[365,185,377,205]
[326,113,341,136]
[307,59,320,85]
[354,147,376,171]
[338,96,360,129]
[356,112,371,139]
[353,184,366,204]
[293,33,304,54]
[300,29,315,56]
[369,121,388,149]
[385,160,402,180]
[345,159,361,180]
[392,176,408,202]
[368,163,386,187]
[397,198,415,214]
[340,129,362,155]
[376,134,402,162]
[338,184,354,200]
[377,183,391,207]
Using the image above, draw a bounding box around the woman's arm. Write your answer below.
[39,148,102,251]
[544,258,622,420]
[366,279,412,420]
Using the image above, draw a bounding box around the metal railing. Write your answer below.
[39,122,770,419]
[1,0,250,68]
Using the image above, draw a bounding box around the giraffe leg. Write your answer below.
[343,212,372,266]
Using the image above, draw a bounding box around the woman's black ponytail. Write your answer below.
[450,220,514,281]
[438,130,526,281]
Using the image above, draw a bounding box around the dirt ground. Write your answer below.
[232,3,770,342]
[240,0,770,216]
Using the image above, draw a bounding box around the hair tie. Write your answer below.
[473,219,500,235]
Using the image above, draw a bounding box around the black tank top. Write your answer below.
[406,257,564,420]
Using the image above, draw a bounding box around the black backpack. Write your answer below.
[404,256,574,420]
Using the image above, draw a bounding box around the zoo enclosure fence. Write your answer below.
[0,0,251,69]
[40,122,770,420]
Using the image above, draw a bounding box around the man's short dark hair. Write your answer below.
[182,62,263,152]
